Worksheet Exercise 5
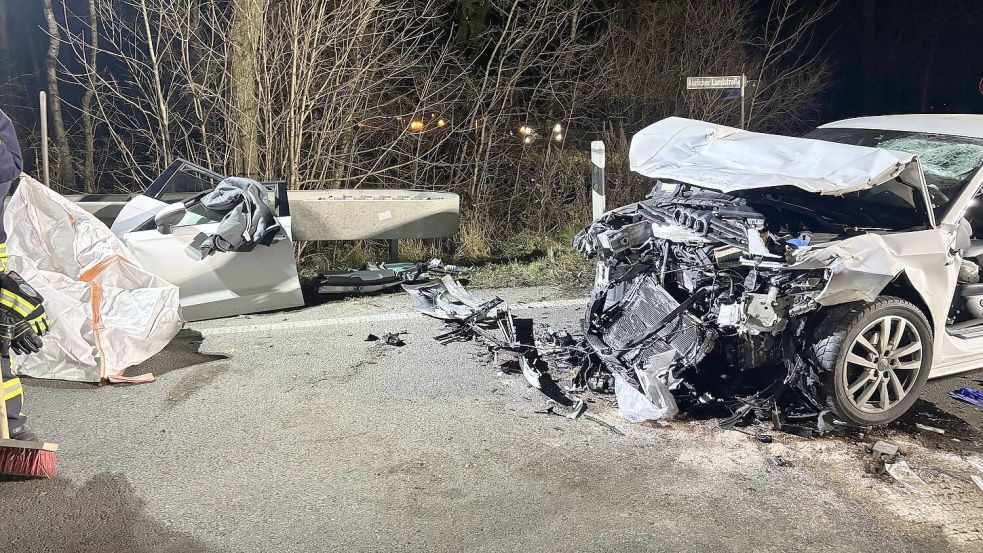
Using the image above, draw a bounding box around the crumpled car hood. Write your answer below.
[629,117,920,195]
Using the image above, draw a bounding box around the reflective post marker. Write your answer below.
[591,140,605,220]
[740,74,746,130]
[40,91,49,187]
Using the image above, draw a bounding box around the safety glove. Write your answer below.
[0,310,41,355]
[0,270,49,338]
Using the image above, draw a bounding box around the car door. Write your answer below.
[115,161,304,321]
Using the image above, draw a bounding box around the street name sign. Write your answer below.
[687,76,743,90]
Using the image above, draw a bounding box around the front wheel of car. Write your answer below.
[808,297,933,427]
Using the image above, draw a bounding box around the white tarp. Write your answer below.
[629,117,918,195]
[5,175,182,382]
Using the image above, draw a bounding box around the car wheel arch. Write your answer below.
[877,272,935,331]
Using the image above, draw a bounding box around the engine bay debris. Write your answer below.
[404,118,955,433]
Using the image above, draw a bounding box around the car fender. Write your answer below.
[791,230,957,338]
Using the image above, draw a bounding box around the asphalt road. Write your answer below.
[3,286,983,552]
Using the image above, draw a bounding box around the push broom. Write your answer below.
[0,346,57,478]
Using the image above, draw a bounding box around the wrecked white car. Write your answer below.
[99,160,304,321]
[574,115,983,427]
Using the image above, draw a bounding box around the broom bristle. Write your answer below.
[0,446,57,478]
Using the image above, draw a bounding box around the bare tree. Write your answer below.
[54,0,833,256]
[80,0,98,193]
[41,0,75,189]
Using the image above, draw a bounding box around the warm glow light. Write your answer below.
[523,136,533,144]
[519,125,533,136]
[409,119,425,132]
[553,123,563,133]
[436,118,447,128]
[554,133,563,142]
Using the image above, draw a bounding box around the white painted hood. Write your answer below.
[629,117,920,195]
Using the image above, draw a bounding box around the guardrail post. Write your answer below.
[591,140,605,220]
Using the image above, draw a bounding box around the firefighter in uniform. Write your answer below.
[0,107,49,441]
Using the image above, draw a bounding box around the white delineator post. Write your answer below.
[40,91,50,187]
[591,140,605,220]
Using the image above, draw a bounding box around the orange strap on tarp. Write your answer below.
[79,255,156,384]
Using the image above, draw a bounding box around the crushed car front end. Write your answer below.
[574,183,833,420]
[572,117,939,426]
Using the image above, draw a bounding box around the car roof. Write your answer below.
[818,114,983,140]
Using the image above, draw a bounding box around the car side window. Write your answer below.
[172,202,227,227]
[157,169,219,203]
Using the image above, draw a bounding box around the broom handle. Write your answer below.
[0,363,9,440]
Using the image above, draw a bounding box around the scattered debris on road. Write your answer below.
[365,332,406,347]
[885,460,932,495]
[867,441,901,475]
[950,387,983,409]
[771,455,792,468]
[916,422,946,434]
[320,259,470,295]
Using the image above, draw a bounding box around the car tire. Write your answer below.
[808,296,933,427]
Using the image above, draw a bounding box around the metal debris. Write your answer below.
[771,455,792,467]
[915,422,946,434]
[365,332,406,347]
[320,259,472,294]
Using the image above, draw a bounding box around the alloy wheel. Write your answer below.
[842,315,923,414]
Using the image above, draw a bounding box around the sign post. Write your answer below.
[686,75,747,129]
[590,141,605,220]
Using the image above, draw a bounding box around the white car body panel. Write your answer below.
[814,116,983,379]
[629,117,919,195]
[110,160,304,321]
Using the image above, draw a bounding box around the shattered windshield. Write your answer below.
[804,128,983,219]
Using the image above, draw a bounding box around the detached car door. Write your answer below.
[114,160,305,321]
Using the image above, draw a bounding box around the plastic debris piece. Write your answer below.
[915,423,946,434]
[537,399,587,420]
[885,460,932,495]
[365,332,405,346]
[382,332,406,347]
[949,387,983,409]
[871,441,899,457]
[867,441,901,475]
[771,455,791,467]
[613,373,676,423]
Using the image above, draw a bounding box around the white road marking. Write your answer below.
[196,298,586,337]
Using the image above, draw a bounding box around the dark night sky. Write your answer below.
[3,0,983,129]
[813,0,983,122]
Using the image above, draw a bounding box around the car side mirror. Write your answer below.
[154,203,187,234]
